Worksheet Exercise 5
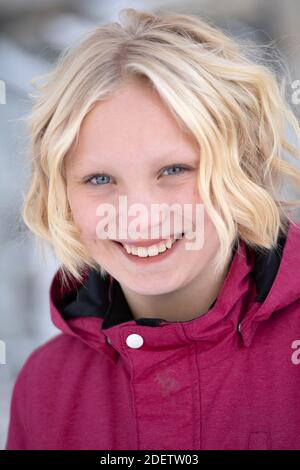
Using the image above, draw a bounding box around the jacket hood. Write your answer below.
[49,219,300,362]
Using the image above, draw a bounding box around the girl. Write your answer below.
[5,8,300,450]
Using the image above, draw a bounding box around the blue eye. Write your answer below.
[85,174,111,185]
[84,164,190,187]
[162,165,189,176]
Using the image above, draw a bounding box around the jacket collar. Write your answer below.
[49,219,300,360]
[241,219,300,346]
[59,263,223,330]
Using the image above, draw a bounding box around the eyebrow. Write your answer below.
[148,147,200,164]
[71,148,199,175]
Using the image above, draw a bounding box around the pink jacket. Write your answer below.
[5,220,300,450]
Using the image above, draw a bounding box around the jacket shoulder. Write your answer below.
[20,332,79,369]
[5,333,75,449]
[13,332,94,394]
[8,333,77,405]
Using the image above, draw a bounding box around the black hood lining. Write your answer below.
[251,226,287,302]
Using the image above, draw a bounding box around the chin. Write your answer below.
[124,276,182,296]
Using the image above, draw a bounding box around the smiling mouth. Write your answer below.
[112,232,185,258]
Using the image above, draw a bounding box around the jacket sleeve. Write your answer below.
[5,358,30,450]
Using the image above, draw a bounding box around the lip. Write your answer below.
[112,234,184,265]
[114,233,183,248]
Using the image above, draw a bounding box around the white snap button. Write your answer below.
[107,337,111,345]
[126,334,144,349]
[237,322,241,333]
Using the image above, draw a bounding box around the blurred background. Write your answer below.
[0,0,300,450]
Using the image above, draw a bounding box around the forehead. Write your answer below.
[67,82,199,165]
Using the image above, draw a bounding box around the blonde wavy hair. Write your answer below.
[22,7,300,288]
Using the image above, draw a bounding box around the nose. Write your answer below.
[117,195,181,242]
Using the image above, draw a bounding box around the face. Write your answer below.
[65,79,220,295]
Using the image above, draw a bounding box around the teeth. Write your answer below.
[165,239,172,249]
[158,242,167,253]
[122,235,182,258]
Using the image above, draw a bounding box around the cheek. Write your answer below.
[185,190,219,252]
[68,193,99,241]
[180,188,203,232]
